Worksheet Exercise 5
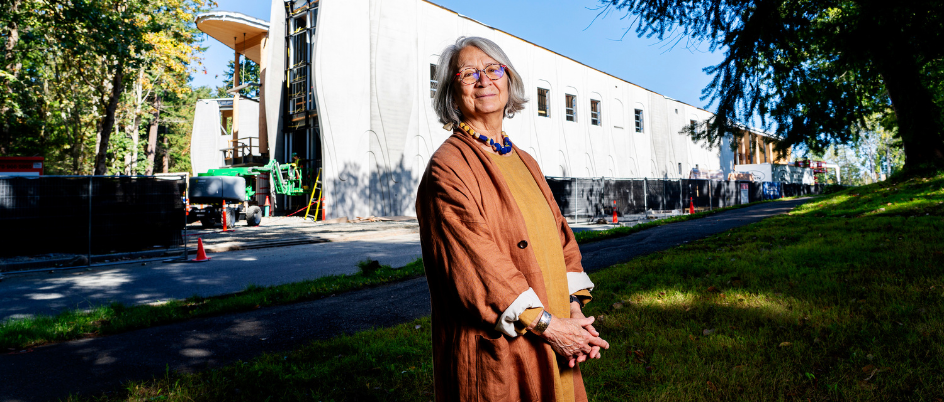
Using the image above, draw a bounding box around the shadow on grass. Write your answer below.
[60,172,944,401]
[578,206,944,400]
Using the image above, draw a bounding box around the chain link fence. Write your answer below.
[546,177,824,222]
[0,175,188,272]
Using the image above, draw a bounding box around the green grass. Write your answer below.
[2,199,768,350]
[572,200,777,244]
[0,259,424,350]
[66,171,944,401]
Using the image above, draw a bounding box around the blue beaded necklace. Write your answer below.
[457,122,513,155]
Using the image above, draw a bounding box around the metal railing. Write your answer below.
[0,175,189,272]
[545,177,825,222]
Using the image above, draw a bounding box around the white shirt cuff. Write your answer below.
[567,271,595,295]
[495,288,544,338]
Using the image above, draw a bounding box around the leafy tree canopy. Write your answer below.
[600,0,944,170]
[1,0,212,175]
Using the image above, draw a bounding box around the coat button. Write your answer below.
[517,240,528,249]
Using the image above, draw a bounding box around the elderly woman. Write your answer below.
[415,36,609,402]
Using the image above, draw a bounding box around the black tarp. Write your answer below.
[0,176,186,257]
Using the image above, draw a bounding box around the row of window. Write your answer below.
[537,88,644,133]
[429,64,648,133]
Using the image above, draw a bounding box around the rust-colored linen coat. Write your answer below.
[416,132,589,402]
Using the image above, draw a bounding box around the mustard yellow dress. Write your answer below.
[489,150,592,402]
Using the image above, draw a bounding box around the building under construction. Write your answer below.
[190,0,796,219]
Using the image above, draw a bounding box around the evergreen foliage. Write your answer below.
[600,0,944,170]
[215,59,260,99]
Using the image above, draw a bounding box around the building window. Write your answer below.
[565,94,576,122]
[590,99,601,126]
[430,64,437,98]
[634,109,644,132]
[537,88,550,117]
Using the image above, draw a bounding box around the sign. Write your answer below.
[762,182,782,200]
[0,157,44,176]
[740,183,750,204]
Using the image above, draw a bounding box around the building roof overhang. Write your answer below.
[196,12,270,63]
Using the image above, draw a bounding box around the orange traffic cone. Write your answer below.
[689,197,695,214]
[221,200,233,232]
[612,200,618,223]
[191,238,211,262]
[263,196,271,217]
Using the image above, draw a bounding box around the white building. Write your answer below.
[193,0,786,219]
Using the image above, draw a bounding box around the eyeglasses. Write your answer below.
[456,64,507,85]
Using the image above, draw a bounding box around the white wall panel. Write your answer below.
[277,0,753,217]
[314,0,371,218]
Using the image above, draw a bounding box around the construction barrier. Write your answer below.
[0,175,187,269]
[545,176,825,222]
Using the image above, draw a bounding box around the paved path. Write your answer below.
[0,235,422,321]
[0,198,810,402]
[579,198,810,272]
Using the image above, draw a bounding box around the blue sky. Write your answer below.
[191,0,724,110]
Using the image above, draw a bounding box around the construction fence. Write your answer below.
[0,175,188,271]
[545,177,825,222]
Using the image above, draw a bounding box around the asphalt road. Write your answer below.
[0,198,810,402]
[579,198,811,272]
[0,235,422,321]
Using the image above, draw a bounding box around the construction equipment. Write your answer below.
[187,159,316,228]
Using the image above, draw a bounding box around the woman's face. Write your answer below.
[452,46,508,122]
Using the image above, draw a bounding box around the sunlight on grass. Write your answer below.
[59,170,944,401]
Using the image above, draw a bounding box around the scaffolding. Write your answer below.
[282,0,323,212]
[285,0,318,130]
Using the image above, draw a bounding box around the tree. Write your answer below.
[600,0,944,170]
[1,0,211,175]
[214,59,260,99]
[123,2,209,175]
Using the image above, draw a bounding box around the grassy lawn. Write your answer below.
[0,260,424,350]
[2,199,766,350]
[66,173,944,401]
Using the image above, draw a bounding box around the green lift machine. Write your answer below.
[187,159,318,228]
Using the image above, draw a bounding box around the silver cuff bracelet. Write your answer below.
[532,310,552,334]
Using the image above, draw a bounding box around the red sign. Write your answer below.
[0,157,44,176]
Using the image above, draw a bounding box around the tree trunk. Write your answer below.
[145,95,161,175]
[94,64,125,175]
[71,108,82,174]
[162,136,169,174]
[129,69,145,174]
[862,1,944,170]
[123,122,132,175]
[130,117,140,174]
[3,0,20,71]
[879,56,944,169]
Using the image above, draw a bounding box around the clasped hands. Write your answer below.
[532,302,610,367]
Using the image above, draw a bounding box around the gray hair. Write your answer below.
[432,36,528,126]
